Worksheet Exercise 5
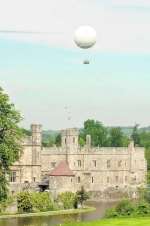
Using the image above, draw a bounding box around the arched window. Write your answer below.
[107,177,110,183]
[107,160,111,168]
[91,177,94,183]
[116,176,119,183]
[77,160,81,167]
[73,137,75,144]
[77,177,80,183]
[118,160,122,167]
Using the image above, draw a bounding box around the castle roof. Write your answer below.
[49,161,74,177]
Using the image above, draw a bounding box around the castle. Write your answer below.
[9,124,147,200]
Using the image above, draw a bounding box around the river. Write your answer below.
[0,202,116,226]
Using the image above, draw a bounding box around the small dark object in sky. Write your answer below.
[83,60,90,64]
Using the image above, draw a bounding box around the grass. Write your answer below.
[61,217,150,226]
[0,206,95,219]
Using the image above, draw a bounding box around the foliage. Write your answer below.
[42,135,55,147]
[131,124,140,146]
[21,128,31,136]
[135,201,150,216]
[17,191,33,213]
[106,199,135,218]
[79,119,129,147]
[105,207,118,218]
[55,133,61,147]
[0,87,23,201]
[81,119,109,147]
[0,195,14,213]
[31,192,55,212]
[115,199,134,216]
[109,127,129,147]
[58,192,76,209]
[76,186,89,207]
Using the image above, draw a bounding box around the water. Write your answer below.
[0,202,116,226]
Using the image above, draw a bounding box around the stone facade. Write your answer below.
[9,124,147,200]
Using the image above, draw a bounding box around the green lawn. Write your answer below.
[62,217,150,226]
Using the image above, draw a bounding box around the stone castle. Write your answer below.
[9,124,147,200]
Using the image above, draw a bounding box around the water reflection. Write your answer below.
[0,202,116,226]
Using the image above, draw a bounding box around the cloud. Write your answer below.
[0,0,150,53]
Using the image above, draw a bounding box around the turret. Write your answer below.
[31,124,42,146]
[31,124,42,165]
[86,134,91,150]
[61,128,79,151]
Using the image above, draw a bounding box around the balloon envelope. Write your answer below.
[74,26,96,49]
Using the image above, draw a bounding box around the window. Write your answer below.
[107,160,111,168]
[77,177,80,183]
[71,178,73,183]
[77,160,81,167]
[10,171,16,182]
[51,162,56,168]
[33,177,36,182]
[116,176,119,183]
[125,176,128,182]
[93,160,97,167]
[91,177,94,183]
[118,160,122,167]
[65,138,67,144]
[107,177,110,183]
[73,137,75,144]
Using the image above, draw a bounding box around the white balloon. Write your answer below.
[74,26,96,49]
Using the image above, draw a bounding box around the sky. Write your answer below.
[0,0,150,130]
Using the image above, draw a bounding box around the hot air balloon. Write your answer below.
[74,26,96,64]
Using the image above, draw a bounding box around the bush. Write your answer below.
[105,207,118,218]
[17,191,33,213]
[136,201,150,216]
[115,199,134,216]
[31,192,55,212]
[0,196,14,213]
[76,186,89,207]
[58,192,76,209]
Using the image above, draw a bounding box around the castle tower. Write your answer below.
[61,128,79,151]
[31,124,42,183]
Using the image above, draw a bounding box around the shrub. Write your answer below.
[76,186,89,207]
[115,199,134,216]
[105,207,118,218]
[17,191,33,213]
[58,192,76,209]
[31,192,54,212]
[0,196,14,213]
[136,201,150,216]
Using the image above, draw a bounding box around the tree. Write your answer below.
[17,191,33,213]
[131,124,140,146]
[55,133,61,147]
[76,186,89,207]
[82,119,109,147]
[0,87,23,201]
[109,127,129,147]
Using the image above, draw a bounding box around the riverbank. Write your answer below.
[61,217,150,226]
[0,206,95,219]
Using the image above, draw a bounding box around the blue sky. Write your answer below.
[0,0,150,129]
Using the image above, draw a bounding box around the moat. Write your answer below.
[0,202,116,226]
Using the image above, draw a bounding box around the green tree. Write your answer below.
[0,87,23,201]
[55,133,61,147]
[58,192,76,209]
[109,127,129,147]
[131,124,140,146]
[17,191,33,213]
[82,119,108,147]
[76,186,89,207]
